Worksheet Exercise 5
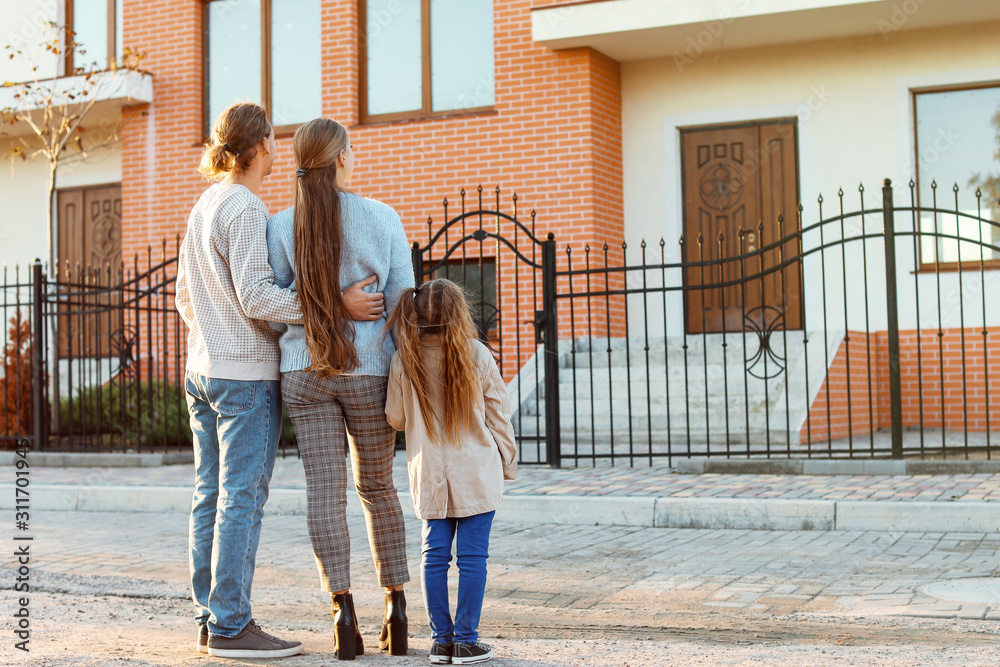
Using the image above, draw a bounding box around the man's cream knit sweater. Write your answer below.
[176,183,302,381]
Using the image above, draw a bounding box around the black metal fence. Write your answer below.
[1,241,298,454]
[4,179,998,465]
[414,180,998,466]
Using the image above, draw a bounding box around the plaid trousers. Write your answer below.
[281,371,410,592]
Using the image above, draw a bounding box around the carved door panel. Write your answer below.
[56,185,122,357]
[681,121,802,334]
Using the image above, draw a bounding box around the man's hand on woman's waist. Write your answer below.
[343,275,385,321]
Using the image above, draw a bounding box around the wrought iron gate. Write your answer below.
[549,179,998,466]
[410,186,560,465]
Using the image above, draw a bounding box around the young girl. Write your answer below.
[384,279,517,665]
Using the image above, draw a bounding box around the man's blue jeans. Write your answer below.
[185,372,282,637]
[421,511,495,645]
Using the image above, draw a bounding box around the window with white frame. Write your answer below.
[361,0,494,123]
[915,84,1000,267]
[0,1,124,84]
[205,0,321,133]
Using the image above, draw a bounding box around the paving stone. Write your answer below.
[957,604,990,619]
[506,591,559,602]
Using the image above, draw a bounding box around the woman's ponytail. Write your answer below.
[386,286,420,361]
[292,118,358,376]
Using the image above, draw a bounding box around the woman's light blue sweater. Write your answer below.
[266,191,414,376]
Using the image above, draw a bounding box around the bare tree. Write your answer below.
[969,109,1000,249]
[1,22,145,262]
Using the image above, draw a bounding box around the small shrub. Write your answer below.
[2,316,34,441]
[280,408,297,449]
[59,381,192,449]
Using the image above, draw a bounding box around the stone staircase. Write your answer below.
[507,332,842,461]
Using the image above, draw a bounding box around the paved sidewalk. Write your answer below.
[19,452,1000,500]
[5,452,1000,533]
[3,508,999,665]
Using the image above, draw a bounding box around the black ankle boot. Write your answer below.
[378,589,408,655]
[346,592,364,656]
[331,592,359,660]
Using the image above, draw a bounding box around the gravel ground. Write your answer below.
[3,509,999,665]
[9,588,999,667]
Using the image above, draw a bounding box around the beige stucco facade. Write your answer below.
[616,20,1000,334]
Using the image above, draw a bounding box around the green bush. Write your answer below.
[58,381,192,449]
[280,408,297,449]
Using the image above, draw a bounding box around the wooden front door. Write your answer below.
[681,120,802,334]
[56,184,123,357]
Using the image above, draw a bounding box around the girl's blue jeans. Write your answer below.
[420,510,496,645]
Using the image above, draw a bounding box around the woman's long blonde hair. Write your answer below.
[292,118,357,377]
[198,101,271,181]
[386,279,479,444]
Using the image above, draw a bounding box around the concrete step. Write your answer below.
[507,332,843,454]
[528,366,798,387]
[512,413,800,440]
[549,380,791,402]
[549,399,776,417]
[561,335,814,370]
[510,427,797,447]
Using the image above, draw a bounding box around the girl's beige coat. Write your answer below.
[385,338,518,520]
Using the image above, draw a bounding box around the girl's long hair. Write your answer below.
[292,118,358,377]
[386,279,479,444]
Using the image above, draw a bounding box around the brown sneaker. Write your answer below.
[207,620,303,658]
[197,624,208,653]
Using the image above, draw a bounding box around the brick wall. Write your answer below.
[119,0,622,379]
[802,328,1000,443]
[894,329,1000,432]
[120,0,623,269]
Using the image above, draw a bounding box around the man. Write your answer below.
[176,102,383,658]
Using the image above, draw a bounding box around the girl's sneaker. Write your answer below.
[452,642,493,664]
[429,642,453,664]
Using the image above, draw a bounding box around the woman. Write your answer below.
[266,118,413,661]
